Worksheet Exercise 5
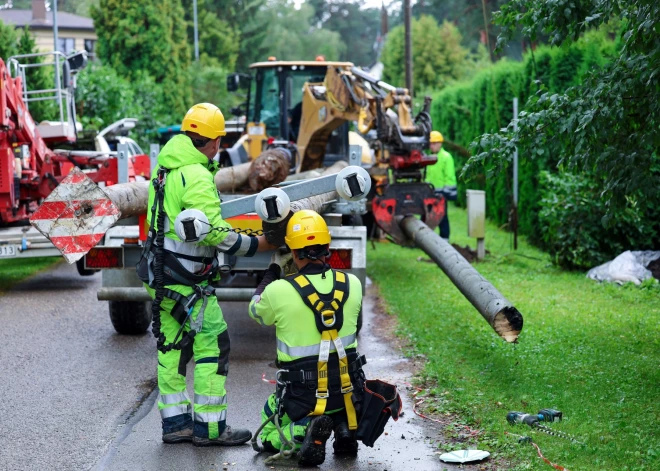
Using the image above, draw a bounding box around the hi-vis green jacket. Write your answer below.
[147,134,258,275]
[425,148,457,199]
[248,267,362,364]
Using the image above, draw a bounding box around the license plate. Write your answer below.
[0,245,17,257]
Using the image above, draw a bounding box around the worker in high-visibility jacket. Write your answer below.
[138,103,276,447]
[425,130,457,239]
[248,210,365,466]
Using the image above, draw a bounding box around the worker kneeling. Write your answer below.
[249,210,402,466]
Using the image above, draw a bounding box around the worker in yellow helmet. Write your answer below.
[425,130,457,239]
[249,210,367,465]
[138,103,277,446]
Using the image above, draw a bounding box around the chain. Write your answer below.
[199,221,265,238]
[208,226,264,237]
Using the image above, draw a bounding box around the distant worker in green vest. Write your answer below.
[426,130,457,239]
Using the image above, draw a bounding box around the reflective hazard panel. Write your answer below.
[30,167,121,263]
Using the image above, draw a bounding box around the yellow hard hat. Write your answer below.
[430,130,444,143]
[285,210,331,250]
[181,103,226,139]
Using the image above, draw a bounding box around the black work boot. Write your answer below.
[162,426,193,444]
[192,426,252,447]
[332,421,358,456]
[298,415,334,467]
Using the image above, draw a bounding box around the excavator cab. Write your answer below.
[228,60,353,170]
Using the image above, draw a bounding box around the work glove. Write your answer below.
[262,213,293,247]
[271,249,293,269]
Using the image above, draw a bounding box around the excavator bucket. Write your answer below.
[30,168,121,263]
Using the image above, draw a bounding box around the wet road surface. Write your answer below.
[0,262,458,471]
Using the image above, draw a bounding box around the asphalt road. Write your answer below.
[0,262,456,471]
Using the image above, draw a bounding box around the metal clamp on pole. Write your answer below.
[255,188,290,223]
[335,166,370,201]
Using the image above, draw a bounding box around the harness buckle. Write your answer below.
[321,310,336,328]
[275,369,288,386]
[341,384,354,394]
[315,389,330,399]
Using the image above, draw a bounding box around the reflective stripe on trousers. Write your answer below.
[194,393,228,407]
[195,409,228,423]
[194,393,228,423]
[159,392,192,419]
[277,333,357,358]
[160,403,192,419]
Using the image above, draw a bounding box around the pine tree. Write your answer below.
[0,19,18,60]
[16,27,58,122]
[91,0,191,115]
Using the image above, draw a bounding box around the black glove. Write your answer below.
[262,212,293,247]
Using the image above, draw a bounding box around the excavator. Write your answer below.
[226,57,444,243]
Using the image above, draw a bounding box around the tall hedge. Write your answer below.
[432,31,615,246]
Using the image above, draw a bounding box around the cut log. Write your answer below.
[248,148,291,191]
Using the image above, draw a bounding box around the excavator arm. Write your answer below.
[296,65,432,173]
[293,65,441,244]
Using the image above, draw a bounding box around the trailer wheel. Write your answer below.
[109,301,152,335]
[76,258,99,277]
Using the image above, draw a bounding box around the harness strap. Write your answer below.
[278,355,366,382]
[286,270,357,428]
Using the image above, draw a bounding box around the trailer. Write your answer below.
[65,147,370,334]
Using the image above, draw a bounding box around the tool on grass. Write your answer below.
[506,411,583,444]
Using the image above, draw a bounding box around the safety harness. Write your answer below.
[137,166,219,353]
[285,269,359,430]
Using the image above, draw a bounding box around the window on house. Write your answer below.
[57,38,75,55]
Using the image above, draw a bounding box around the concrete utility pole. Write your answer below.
[193,0,199,61]
[399,216,523,342]
[403,0,413,94]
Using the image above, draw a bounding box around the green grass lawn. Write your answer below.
[0,257,60,293]
[367,204,660,471]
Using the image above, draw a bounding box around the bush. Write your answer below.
[537,171,660,269]
[431,31,615,247]
[75,64,172,148]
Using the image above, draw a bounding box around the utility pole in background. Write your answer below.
[512,97,519,250]
[193,0,199,61]
[52,0,59,90]
[404,0,413,94]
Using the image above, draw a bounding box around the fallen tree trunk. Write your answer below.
[398,216,523,342]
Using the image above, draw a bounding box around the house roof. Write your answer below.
[0,10,94,31]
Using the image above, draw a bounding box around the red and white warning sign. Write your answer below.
[30,168,121,263]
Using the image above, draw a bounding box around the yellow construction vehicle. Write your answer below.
[227,57,443,243]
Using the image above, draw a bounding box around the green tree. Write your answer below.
[91,0,191,115]
[16,27,58,122]
[255,0,346,61]
[0,19,18,60]
[307,0,381,66]
[186,0,269,71]
[181,0,240,69]
[381,15,471,92]
[466,0,660,211]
